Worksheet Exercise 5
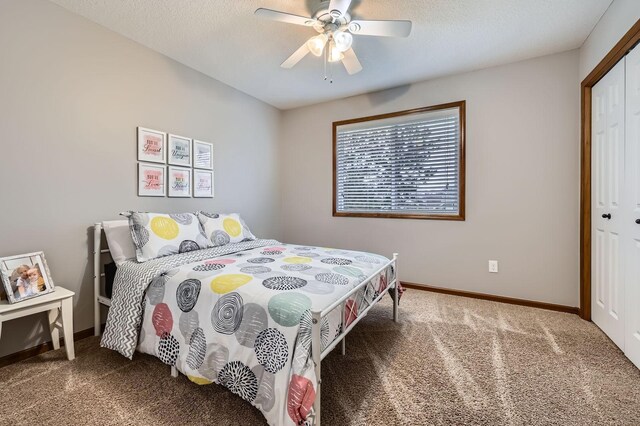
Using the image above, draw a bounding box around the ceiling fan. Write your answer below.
[255,0,412,77]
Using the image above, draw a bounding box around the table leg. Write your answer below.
[61,298,75,360]
[48,308,60,350]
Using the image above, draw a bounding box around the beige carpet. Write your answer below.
[1,289,639,425]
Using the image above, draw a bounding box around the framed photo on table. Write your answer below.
[137,127,166,163]
[0,252,55,304]
[168,166,192,197]
[168,134,192,166]
[193,169,214,198]
[138,163,166,197]
[193,140,213,169]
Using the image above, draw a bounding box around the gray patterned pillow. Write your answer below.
[123,212,212,262]
[196,212,256,247]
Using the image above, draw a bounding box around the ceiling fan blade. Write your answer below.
[349,19,412,37]
[341,48,362,75]
[328,0,352,18]
[255,8,317,27]
[281,43,311,69]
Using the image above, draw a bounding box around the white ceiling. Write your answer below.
[50,0,612,110]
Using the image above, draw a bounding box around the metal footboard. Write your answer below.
[310,253,399,425]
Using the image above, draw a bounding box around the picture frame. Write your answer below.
[168,166,192,197]
[168,134,192,166]
[193,169,214,198]
[138,163,166,197]
[193,140,213,170]
[0,252,55,304]
[137,127,166,164]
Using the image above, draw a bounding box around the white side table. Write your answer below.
[0,287,75,361]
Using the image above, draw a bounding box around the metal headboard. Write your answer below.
[93,222,114,336]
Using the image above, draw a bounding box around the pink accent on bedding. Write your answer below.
[287,374,316,424]
[205,258,236,265]
[345,299,358,327]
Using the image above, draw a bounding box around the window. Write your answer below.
[333,101,465,220]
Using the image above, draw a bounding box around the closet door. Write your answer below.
[625,44,640,368]
[592,58,626,349]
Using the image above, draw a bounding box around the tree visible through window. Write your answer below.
[333,101,465,220]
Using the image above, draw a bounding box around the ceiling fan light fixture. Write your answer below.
[328,42,345,62]
[333,30,353,52]
[306,33,328,57]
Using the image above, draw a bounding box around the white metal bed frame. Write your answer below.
[93,221,399,426]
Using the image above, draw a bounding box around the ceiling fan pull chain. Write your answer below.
[326,41,333,84]
[329,60,333,84]
[323,46,328,81]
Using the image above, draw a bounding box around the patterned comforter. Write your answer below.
[102,240,394,426]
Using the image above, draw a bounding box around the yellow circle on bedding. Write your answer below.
[283,256,312,264]
[223,218,242,237]
[211,274,252,294]
[188,375,212,385]
[150,216,179,240]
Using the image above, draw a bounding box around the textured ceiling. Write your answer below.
[50,0,612,110]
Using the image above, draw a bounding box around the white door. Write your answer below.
[625,44,640,368]
[592,58,626,349]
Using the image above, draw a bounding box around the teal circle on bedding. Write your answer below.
[333,265,365,278]
[267,293,312,327]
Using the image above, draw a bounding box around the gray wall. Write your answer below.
[280,50,581,307]
[0,0,281,357]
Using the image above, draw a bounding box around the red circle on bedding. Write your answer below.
[152,303,173,336]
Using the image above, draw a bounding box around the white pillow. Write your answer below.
[103,220,137,266]
[125,212,212,262]
[197,212,256,246]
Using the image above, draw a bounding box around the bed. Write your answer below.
[93,220,399,426]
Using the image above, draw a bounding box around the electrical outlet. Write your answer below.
[489,260,499,273]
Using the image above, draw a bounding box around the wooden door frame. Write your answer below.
[580,20,640,320]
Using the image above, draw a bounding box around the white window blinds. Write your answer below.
[335,105,463,217]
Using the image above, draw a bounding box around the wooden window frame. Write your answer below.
[580,19,640,320]
[332,100,466,221]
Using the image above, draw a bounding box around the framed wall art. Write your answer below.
[193,140,213,170]
[0,251,55,304]
[168,134,192,166]
[193,169,214,198]
[168,166,192,197]
[138,163,166,197]
[137,127,166,163]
